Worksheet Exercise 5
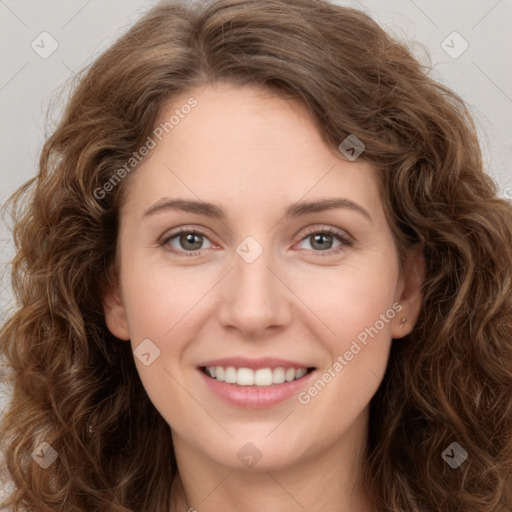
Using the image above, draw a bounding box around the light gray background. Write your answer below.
[0,0,511,425]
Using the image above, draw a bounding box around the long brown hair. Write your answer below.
[1,0,511,510]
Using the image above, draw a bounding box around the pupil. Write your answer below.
[182,233,202,250]
[312,233,332,250]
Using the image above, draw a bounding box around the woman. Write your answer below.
[1,0,511,511]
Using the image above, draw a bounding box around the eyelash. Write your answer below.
[159,226,354,258]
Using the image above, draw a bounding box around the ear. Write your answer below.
[101,270,130,341]
[392,242,425,339]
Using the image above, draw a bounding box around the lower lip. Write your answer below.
[198,368,316,409]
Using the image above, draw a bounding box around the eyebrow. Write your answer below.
[143,197,373,222]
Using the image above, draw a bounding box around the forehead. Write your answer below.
[121,83,382,221]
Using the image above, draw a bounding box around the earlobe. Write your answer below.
[392,243,425,339]
[102,278,131,341]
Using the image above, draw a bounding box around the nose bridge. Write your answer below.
[218,231,291,334]
[233,232,280,306]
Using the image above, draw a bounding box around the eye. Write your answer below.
[295,226,353,255]
[160,226,353,257]
[160,229,214,257]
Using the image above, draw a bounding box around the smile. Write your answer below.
[201,366,314,387]
[198,359,317,408]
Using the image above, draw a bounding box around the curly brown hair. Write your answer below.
[1,0,511,511]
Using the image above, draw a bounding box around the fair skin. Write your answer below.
[103,82,425,512]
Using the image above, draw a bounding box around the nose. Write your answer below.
[216,240,293,339]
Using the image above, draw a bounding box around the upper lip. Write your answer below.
[199,357,315,370]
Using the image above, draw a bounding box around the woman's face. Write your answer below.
[103,82,424,472]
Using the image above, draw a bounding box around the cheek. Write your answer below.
[295,272,399,439]
[119,258,198,423]
[308,275,397,396]
[292,249,400,346]
[120,253,206,340]
[332,273,398,345]
[297,244,400,402]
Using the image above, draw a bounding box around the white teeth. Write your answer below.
[224,366,237,383]
[206,366,310,386]
[237,368,254,386]
[285,368,295,382]
[273,367,285,384]
[295,368,307,379]
[254,368,273,386]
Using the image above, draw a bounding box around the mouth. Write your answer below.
[199,365,316,387]
[197,357,318,408]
